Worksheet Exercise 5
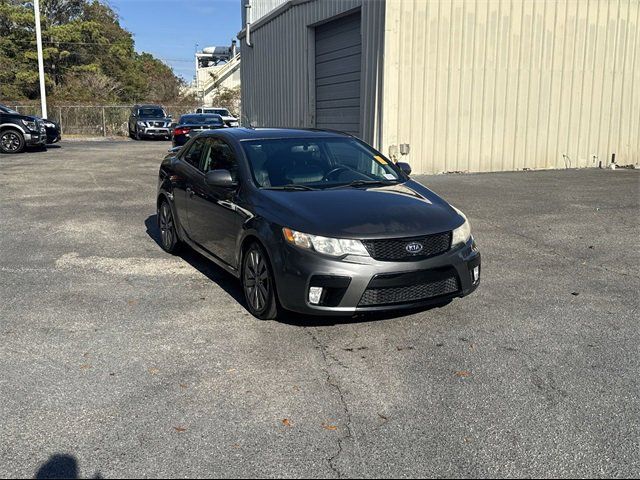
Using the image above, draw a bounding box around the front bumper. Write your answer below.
[273,238,481,315]
[24,130,46,146]
[141,127,171,137]
[45,128,61,144]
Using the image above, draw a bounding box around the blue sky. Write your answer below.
[109,0,242,81]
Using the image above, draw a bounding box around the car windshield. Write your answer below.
[180,115,223,125]
[205,109,229,116]
[138,107,165,118]
[242,138,403,189]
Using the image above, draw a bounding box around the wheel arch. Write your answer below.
[0,123,26,134]
[156,191,186,243]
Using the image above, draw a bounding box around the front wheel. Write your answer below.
[242,243,281,320]
[0,129,25,154]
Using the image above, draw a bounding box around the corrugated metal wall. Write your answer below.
[243,0,290,26]
[382,0,640,173]
[239,0,386,147]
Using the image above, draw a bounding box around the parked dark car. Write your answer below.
[156,128,480,320]
[172,114,225,147]
[41,119,61,144]
[0,105,46,154]
[128,104,173,140]
[0,105,60,145]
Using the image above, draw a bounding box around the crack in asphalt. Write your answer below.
[307,329,359,478]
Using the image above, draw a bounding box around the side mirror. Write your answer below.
[205,169,237,188]
[397,162,412,176]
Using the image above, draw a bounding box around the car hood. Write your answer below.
[256,180,465,239]
[2,113,39,122]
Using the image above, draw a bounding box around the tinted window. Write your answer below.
[179,115,223,126]
[201,139,239,180]
[182,138,207,169]
[242,138,401,188]
[203,108,230,116]
[137,107,165,118]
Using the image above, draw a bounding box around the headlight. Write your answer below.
[283,228,369,257]
[451,207,472,246]
[137,121,146,127]
[229,121,239,127]
[21,119,37,131]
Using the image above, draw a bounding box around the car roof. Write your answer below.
[181,113,222,117]
[201,128,354,141]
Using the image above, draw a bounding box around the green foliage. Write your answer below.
[0,0,194,104]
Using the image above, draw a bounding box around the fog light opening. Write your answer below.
[309,286,323,305]
[472,266,480,284]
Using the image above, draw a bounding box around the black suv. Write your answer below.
[128,104,173,140]
[0,106,46,154]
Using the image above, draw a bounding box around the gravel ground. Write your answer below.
[0,140,638,478]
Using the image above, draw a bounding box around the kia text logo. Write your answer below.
[405,242,423,254]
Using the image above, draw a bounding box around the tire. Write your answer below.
[157,200,181,254]
[135,127,143,141]
[128,128,136,139]
[0,129,26,154]
[242,242,281,320]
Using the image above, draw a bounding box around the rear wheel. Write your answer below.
[242,243,281,320]
[158,200,180,253]
[0,129,25,154]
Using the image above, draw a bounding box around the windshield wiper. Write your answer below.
[329,179,399,189]
[264,184,317,191]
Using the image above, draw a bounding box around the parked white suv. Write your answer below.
[194,107,239,127]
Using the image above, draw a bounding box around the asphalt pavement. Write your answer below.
[1,140,638,478]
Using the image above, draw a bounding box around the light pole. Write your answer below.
[33,0,47,119]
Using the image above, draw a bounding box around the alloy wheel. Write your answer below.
[1,132,22,152]
[243,248,270,313]
[158,202,175,251]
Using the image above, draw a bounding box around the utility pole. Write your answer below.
[33,0,47,119]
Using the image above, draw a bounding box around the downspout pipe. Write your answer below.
[245,2,252,47]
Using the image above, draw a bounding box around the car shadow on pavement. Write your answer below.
[278,300,452,327]
[145,214,451,326]
[145,215,246,307]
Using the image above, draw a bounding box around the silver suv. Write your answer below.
[128,104,173,140]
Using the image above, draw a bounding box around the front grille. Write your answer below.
[358,276,459,307]
[362,232,452,261]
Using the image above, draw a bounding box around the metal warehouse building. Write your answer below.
[239,0,640,174]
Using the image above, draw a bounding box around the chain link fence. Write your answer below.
[7,104,198,137]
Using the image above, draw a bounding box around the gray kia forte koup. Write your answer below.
[156,128,481,319]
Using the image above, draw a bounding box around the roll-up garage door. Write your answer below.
[315,12,361,137]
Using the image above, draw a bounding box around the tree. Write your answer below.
[206,72,241,116]
[0,0,190,104]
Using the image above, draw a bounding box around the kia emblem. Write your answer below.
[405,242,424,254]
